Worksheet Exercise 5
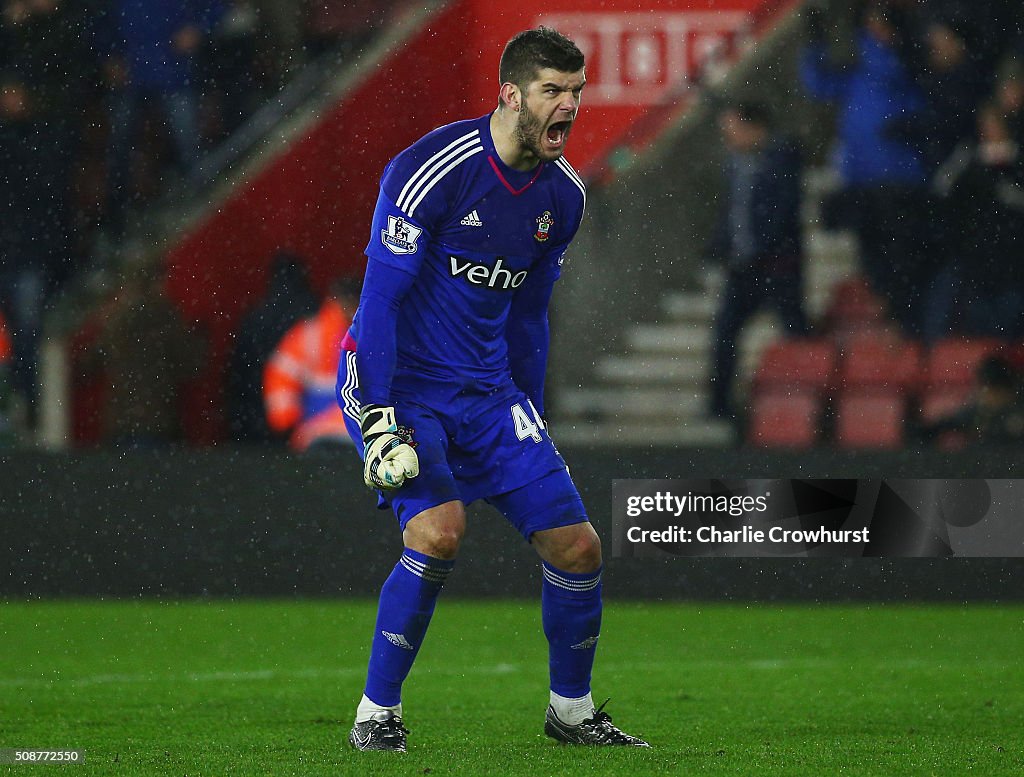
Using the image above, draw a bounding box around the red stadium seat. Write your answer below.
[821,276,887,336]
[837,330,923,393]
[917,387,973,451]
[924,338,1004,389]
[752,338,837,392]
[834,391,905,449]
[747,391,821,449]
[918,386,973,425]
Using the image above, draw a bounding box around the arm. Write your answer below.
[353,257,418,406]
[353,170,432,489]
[506,264,556,416]
[353,258,421,490]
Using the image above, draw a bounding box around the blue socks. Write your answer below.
[361,553,601,708]
[541,561,603,699]
[363,548,455,707]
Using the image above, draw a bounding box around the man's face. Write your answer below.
[719,111,767,153]
[513,66,585,162]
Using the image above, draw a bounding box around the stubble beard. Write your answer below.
[514,102,560,163]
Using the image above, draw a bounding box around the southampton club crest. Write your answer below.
[534,211,554,242]
[382,215,423,255]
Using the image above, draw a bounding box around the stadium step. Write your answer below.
[595,354,707,383]
[558,386,711,419]
[660,291,717,322]
[553,417,736,447]
[625,322,776,356]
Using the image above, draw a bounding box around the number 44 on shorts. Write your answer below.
[511,401,545,443]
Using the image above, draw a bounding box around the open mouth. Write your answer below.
[545,121,572,148]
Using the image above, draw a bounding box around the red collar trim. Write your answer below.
[488,156,544,195]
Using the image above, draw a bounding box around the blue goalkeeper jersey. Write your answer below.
[346,112,586,406]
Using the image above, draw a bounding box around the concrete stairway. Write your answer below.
[552,171,860,448]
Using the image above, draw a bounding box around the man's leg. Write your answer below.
[350,501,463,751]
[710,269,754,419]
[532,522,603,721]
[531,522,649,746]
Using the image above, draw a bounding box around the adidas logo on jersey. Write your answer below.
[460,210,483,227]
[449,256,527,290]
[382,631,415,650]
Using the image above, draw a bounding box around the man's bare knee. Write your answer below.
[533,523,602,573]
[403,501,466,560]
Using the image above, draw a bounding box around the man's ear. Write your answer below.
[500,82,520,111]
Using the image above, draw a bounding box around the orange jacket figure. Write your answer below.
[263,298,354,451]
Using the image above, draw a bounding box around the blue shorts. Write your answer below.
[336,350,587,540]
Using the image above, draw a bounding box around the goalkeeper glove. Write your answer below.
[360,404,419,490]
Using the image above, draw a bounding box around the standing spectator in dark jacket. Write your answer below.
[801,0,930,335]
[82,262,205,447]
[897,14,987,175]
[99,0,224,234]
[203,0,262,137]
[924,103,1024,340]
[707,102,808,421]
[226,252,317,443]
[0,0,97,421]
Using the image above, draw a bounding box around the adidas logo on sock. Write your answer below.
[382,631,415,650]
[570,635,599,650]
[460,209,483,227]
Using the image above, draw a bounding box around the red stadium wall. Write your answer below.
[157,0,790,444]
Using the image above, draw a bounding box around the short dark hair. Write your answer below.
[499,27,584,88]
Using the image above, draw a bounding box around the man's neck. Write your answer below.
[490,109,540,172]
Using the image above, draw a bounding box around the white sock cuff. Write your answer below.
[549,691,594,726]
[355,693,403,723]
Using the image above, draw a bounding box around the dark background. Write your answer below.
[3,447,1023,600]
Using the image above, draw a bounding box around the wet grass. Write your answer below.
[1,600,1022,775]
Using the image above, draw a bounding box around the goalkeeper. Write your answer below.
[335,27,647,753]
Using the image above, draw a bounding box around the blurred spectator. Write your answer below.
[1,0,97,419]
[226,252,317,443]
[994,58,1024,143]
[707,102,808,421]
[801,0,931,336]
[82,263,205,447]
[263,276,359,451]
[917,355,1024,446]
[252,0,305,87]
[203,0,263,137]
[98,0,224,235]
[896,13,986,174]
[929,0,1022,82]
[924,103,1024,341]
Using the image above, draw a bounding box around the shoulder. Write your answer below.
[549,155,586,213]
[382,117,487,208]
[398,117,484,163]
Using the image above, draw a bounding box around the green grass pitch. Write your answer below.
[1,600,1021,775]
